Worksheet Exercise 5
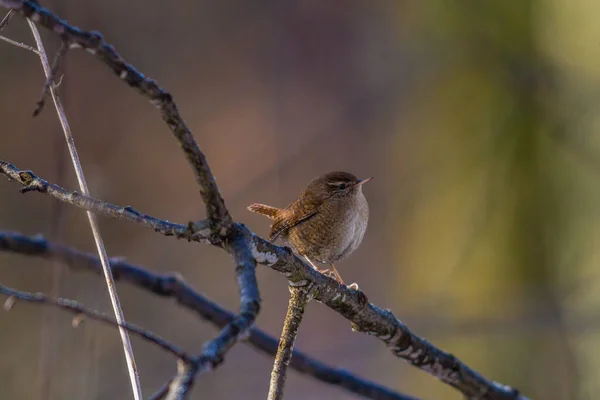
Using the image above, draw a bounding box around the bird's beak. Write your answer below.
[355,177,373,187]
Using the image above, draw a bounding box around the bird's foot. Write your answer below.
[318,269,356,288]
[319,269,338,280]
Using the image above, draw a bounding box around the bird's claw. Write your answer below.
[320,269,337,280]
[347,282,360,291]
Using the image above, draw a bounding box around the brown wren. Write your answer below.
[247,171,371,284]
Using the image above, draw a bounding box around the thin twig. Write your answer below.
[33,39,68,116]
[148,380,172,400]
[39,37,69,398]
[0,9,14,31]
[148,382,171,400]
[0,231,414,400]
[0,160,213,244]
[0,33,39,53]
[0,283,191,361]
[268,287,310,400]
[26,19,142,400]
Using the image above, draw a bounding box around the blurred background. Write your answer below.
[0,0,598,399]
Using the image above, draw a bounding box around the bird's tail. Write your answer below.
[247,203,280,220]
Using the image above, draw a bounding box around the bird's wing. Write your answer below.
[268,197,320,242]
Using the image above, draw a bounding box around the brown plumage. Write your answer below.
[247,171,371,284]
[247,204,279,220]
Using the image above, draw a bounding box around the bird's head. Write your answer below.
[307,171,372,201]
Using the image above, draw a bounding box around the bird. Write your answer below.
[247,171,371,284]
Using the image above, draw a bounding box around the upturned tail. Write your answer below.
[247,203,281,220]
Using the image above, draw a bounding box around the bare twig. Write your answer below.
[0,161,213,244]
[0,162,526,400]
[0,10,31,54]
[26,19,142,400]
[33,39,68,116]
[0,33,39,52]
[0,9,14,31]
[0,231,414,400]
[0,283,191,361]
[39,39,69,399]
[268,287,310,400]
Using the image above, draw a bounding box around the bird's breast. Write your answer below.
[287,192,368,264]
[336,193,369,260]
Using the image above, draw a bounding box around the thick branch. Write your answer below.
[251,236,527,400]
[0,231,416,400]
[0,0,230,226]
[268,287,310,400]
[0,161,526,399]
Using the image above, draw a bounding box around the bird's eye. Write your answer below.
[338,183,347,190]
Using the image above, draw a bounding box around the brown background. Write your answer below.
[1,1,599,399]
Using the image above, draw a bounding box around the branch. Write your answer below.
[0,31,39,53]
[0,284,191,362]
[0,231,416,400]
[0,162,526,399]
[32,38,67,116]
[0,9,14,31]
[268,287,311,400]
[1,0,230,226]
[25,19,142,399]
[0,161,213,244]
[0,2,530,398]
[164,360,197,400]
[250,236,528,400]
[162,228,262,398]
[197,228,260,366]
